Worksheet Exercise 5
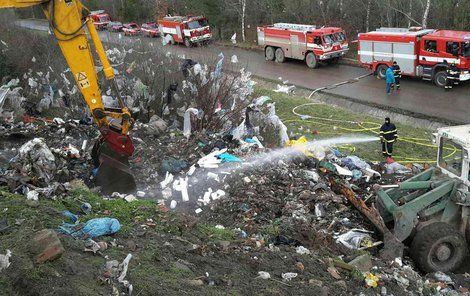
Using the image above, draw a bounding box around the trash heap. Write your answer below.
[0,44,468,295]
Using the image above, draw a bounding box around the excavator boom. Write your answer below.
[1,0,136,193]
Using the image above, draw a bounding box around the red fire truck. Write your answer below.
[257,23,349,69]
[358,27,470,87]
[157,15,212,47]
[89,10,111,31]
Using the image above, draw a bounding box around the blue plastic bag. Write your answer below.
[218,152,242,163]
[58,217,121,239]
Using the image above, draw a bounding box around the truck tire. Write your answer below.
[305,52,318,68]
[184,38,191,47]
[434,71,447,88]
[275,48,285,63]
[265,46,275,61]
[410,222,467,273]
[376,64,388,79]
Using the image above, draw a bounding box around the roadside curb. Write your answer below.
[252,75,461,128]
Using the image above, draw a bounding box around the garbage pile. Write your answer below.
[0,44,468,294]
[0,117,97,199]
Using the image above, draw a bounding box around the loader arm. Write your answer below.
[1,0,137,193]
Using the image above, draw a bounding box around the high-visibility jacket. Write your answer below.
[380,123,398,143]
[392,64,401,78]
[446,65,460,81]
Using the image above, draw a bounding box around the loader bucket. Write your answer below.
[92,138,136,195]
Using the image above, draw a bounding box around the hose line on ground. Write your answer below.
[287,102,456,163]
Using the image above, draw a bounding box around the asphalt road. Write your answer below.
[15,19,470,123]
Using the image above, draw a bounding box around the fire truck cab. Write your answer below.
[257,23,349,69]
[358,27,470,87]
[89,10,111,31]
[157,16,212,47]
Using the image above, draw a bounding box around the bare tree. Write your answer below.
[224,0,247,42]
[365,0,372,31]
[407,0,413,27]
[422,0,431,28]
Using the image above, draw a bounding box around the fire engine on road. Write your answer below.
[157,16,212,47]
[257,23,349,69]
[89,10,111,31]
[358,27,470,88]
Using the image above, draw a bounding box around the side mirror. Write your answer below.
[432,133,438,145]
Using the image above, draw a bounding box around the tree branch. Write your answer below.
[387,4,422,26]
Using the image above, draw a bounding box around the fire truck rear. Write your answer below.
[358,27,470,88]
[157,16,212,47]
[89,10,111,31]
[257,23,349,69]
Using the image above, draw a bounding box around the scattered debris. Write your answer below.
[0,250,12,271]
[295,246,311,255]
[282,272,298,281]
[257,271,271,279]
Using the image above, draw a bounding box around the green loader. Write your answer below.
[375,125,470,272]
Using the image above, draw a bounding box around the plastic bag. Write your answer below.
[183,108,199,138]
[58,217,121,239]
[218,152,242,163]
[385,162,412,174]
[286,136,312,157]
[335,229,374,249]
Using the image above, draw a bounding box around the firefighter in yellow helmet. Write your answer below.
[380,117,398,161]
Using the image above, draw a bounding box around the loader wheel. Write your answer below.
[265,46,275,61]
[434,71,447,88]
[410,222,467,273]
[376,64,388,79]
[305,52,318,69]
[275,48,285,63]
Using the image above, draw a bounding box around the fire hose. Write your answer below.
[285,75,458,163]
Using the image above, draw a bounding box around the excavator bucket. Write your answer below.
[92,133,136,195]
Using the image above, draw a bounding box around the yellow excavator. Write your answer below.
[1,0,136,194]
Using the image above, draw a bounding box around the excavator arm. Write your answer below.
[1,0,137,193]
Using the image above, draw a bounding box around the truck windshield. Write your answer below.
[335,32,346,42]
[439,138,463,176]
[323,34,334,45]
[99,16,109,22]
[463,42,470,57]
[187,20,208,30]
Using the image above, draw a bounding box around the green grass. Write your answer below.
[198,225,236,241]
[254,88,438,163]
[68,185,161,233]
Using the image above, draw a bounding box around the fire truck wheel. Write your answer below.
[305,52,318,69]
[265,47,275,61]
[376,64,388,79]
[410,222,467,273]
[275,48,285,63]
[434,71,447,88]
[184,38,192,47]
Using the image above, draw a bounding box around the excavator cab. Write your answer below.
[375,125,470,273]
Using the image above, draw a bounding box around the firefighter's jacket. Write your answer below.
[446,65,460,81]
[392,64,401,78]
[380,123,398,143]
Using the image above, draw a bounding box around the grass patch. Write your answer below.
[68,186,161,234]
[254,88,438,163]
[198,225,236,241]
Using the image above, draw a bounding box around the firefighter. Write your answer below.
[380,117,398,160]
[445,62,460,90]
[385,66,395,95]
[392,61,401,90]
